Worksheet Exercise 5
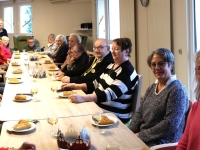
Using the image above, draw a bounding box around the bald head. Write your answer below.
[93,38,110,59]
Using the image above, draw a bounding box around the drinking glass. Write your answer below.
[47,115,58,137]
[29,68,37,82]
[30,87,38,102]
[48,72,54,81]
[92,112,102,133]
[51,85,58,99]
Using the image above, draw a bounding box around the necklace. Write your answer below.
[108,64,115,76]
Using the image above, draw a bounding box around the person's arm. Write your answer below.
[69,93,98,103]
[138,85,188,142]
[61,83,88,91]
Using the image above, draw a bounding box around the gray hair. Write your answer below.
[147,48,175,74]
[56,34,67,44]
[49,34,55,39]
[69,33,82,43]
[195,51,200,100]
[1,36,9,42]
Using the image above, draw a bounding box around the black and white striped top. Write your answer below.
[86,60,138,123]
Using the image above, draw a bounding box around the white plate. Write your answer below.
[44,60,53,64]
[48,68,59,71]
[6,121,36,132]
[90,115,118,127]
[13,95,32,102]
[8,79,23,84]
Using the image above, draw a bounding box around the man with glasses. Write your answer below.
[61,38,114,85]
[24,36,40,52]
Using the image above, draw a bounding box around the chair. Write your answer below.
[125,74,143,126]
[66,35,88,47]
[11,35,30,52]
[150,100,192,150]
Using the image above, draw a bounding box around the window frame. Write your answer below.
[3,5,14,33]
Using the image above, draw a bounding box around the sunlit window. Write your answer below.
[20,5,32,33]
[194,0,200,52]
[3,7,14,33]
[96,0,120,42]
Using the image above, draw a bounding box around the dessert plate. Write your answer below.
[90,116,117,127]
[6,121,36,132]
[12,70,23,74]
[13,95,32,102]
[8,79,23,84]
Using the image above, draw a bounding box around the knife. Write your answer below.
[16,93,33,96]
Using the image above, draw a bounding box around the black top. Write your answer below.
[53,43,69,63]
[63,52,90,77]
[70,52,114,83]
[0,28,8,37]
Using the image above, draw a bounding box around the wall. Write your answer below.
[0,0,93,51]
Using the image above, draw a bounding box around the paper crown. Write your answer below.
[57,126,91,150]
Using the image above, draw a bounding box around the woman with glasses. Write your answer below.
[61,38,138,123]
[129,48,188,147]
[56,43,89,77]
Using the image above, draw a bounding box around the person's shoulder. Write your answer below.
[170,79,187,89]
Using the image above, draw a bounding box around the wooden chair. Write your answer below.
[125,74,143,126]
[150,100,192,150]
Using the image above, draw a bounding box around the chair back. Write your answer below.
[13,36,29,51]
[131,74,143,113]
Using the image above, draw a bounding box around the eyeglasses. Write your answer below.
[93,46,108,51]
[150,61,167,69]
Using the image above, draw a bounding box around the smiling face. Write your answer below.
[55,37,63,47]
[111,41,128,64]
[48,35,55,44]
[150,54,172,83]
[1,38,9,46]
[93,39,109,59]
[27,39,35,47]
[71,45,82,60]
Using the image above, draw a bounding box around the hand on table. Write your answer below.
[61,76,70,83]
[54,71,63,77]
[16,142,36,150]
[61,83,75,90]
[68,94,84,103]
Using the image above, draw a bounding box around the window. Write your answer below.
[96,0,120,43]
[19,5,32,33]
[3,6,14,33]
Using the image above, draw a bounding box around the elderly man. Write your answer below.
[61,38,114,84]
[0,19,8,38]
[45,33,57,57]
[24,36,40,52]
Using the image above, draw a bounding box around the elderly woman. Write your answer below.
[176,51,200,150]
[61,38,138,123]
[55,43,89,77]
[129,48,188,147]
[1,36,12,59]
[45,34,57,57]
[52,34,69,64]
[60,33,81,70]
[0,45,8,65]
[0,19,8,38]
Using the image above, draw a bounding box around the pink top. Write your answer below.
[1,46,12,59]
[177,101,200,150]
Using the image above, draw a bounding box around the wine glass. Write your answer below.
[48,72,54,81]
[30,87,38,102]
[51,85,58,99]
[92,112,102,133]
[47,115,58,137]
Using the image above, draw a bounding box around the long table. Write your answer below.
[0,52,148,149]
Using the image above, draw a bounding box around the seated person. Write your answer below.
[52,34,69,64]
[45,33,57,57]
[0,46,8,66]
[55,43,89,77]
[1,36,12,59]
[0,37,2,45]
[176,51,200,150]
[24,36,40,52]
[0,19,8,38]
[61,38,138,123]
[61,38,114,84]
[0,142,36,150]
[128,48,188,147]
[61,33,82,70]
